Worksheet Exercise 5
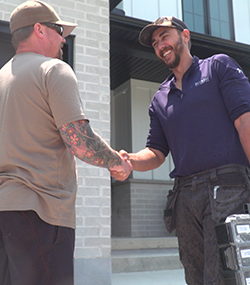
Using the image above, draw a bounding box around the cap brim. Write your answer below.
[139,25,164,47]
[53,20,77,37]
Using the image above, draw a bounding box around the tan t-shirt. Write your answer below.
[0,52,86,228]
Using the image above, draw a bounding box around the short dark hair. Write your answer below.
[11,25,34,51]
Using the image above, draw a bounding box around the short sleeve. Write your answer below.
[45,61,87,128]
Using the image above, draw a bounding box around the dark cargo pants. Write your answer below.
[174,164,250,285]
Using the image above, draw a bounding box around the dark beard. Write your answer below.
[166,53,181,69]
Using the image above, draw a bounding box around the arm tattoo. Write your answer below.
[59,120,122,169]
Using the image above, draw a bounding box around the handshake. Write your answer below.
[109,150,132,181]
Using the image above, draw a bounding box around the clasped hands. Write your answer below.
[109,150,132,181]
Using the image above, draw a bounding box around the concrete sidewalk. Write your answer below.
[112,269,187,285]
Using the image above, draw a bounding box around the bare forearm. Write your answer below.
[126,148,165,171]
[235,112,250,164]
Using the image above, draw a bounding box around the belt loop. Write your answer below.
[210,169,218,181]
[173,178,179,192]
[191,177,197,191]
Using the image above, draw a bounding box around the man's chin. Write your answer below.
[164,58,181,69]
[160,59,175,69]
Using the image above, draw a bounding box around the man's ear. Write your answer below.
[33,23,45,39]
[182,29,190,45]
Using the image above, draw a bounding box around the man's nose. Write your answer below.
[158,40,166,50]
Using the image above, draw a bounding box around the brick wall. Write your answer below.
[112,179,175,238]
[0,0,112,284]
[73,1,111,277]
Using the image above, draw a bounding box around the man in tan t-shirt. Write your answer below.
[0,1,132,284]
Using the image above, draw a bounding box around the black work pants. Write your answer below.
[174,164,250,285]
[0,210,75,285]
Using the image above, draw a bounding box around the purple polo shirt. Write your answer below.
[146,54,250,178]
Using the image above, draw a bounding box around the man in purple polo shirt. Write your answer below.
[111,16,250,285]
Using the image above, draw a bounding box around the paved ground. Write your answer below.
[112,269,187,285]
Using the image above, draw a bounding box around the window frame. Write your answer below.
[182,0,235,41]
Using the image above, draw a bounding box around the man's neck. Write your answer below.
[16,37,45,56]
[172,54,193,90]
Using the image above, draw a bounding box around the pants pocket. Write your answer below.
[163,188,180,233]
[209,183,249,224]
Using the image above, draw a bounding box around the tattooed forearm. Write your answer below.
[59,120,122,169]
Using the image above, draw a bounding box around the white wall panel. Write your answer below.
[232,0,250,44]
[121,0,183,21]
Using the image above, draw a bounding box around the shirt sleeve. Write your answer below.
[46,61,87,128]
[213,54,250,121]
[146,98,170,157]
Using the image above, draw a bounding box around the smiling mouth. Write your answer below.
[162,48,172,58]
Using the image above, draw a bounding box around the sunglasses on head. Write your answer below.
[154,16,185,31]
[41,22,64,36]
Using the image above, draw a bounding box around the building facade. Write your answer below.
[0,0,111,284]
[1,0,250,284]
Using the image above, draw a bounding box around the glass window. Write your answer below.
[183,0,234,40]
[194,15,205,34]
[183,0,193,13]
[115,0,234,40]
[209,0,232,40]
[116,0,182,22]
[194,0,204,15]
[183,0,205,34]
